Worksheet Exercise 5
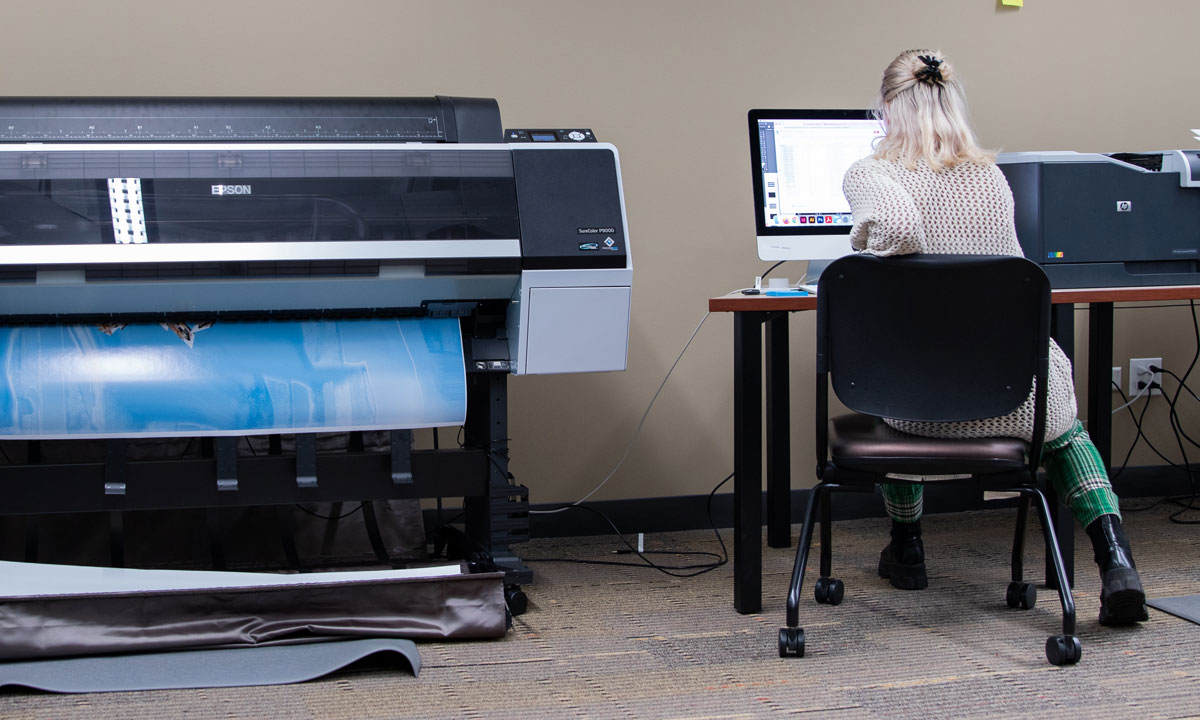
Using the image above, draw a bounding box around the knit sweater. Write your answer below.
[841,157,1077,443]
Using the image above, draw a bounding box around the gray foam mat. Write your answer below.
[1148,594,1200,625]
[0,638,419,694]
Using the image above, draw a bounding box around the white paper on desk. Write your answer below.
[0,560,464,598]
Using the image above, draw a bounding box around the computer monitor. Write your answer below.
[748,109,883,262]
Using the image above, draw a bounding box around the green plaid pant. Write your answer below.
[880,420,1119,527]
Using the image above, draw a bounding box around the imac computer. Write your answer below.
[748,109,883,275]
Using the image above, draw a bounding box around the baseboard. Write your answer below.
[450,465,1181,540]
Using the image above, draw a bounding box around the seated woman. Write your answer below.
[841,48,1147,625]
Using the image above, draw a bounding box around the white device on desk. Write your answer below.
[747,109,882,276]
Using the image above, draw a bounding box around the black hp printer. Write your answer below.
[999,150,1200,288]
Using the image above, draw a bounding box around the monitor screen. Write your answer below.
[748,109,883,261]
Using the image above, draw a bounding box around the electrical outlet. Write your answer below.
[1112,366,1121,391]
[1129,357,1162,396]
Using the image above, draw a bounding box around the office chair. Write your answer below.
[778,253,1081,666]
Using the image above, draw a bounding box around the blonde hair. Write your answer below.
[871,49,994,171]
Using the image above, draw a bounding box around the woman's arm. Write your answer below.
[843,161,927,256]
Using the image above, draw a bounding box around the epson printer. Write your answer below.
[999,150,1200,288]
[0,96,631,373]
[0,96,633,583]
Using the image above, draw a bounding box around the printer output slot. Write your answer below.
[1107,153,1165,172]
[77,258,519,280]
[1124,259,1200,275]
[85,260,382,281]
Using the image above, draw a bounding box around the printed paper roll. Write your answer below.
[0,317,467,439]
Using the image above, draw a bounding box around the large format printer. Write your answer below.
[999,150,1200,288]
[0,96,632,584]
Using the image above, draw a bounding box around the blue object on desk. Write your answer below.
[765,289,809,296]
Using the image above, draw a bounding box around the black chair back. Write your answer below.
[816,253,1051,467]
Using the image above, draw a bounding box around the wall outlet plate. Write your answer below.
[1129,357,1162,396]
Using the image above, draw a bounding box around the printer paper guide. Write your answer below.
[0,317,467,439]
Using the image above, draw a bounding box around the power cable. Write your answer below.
[532,311,711,515]
[759,260,787,281]
[521,472,731,578]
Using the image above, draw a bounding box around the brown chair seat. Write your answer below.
[829,413,1028,476]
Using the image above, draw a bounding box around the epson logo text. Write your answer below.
[212,184,252,196]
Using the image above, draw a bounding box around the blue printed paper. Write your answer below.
[0,318,467,439]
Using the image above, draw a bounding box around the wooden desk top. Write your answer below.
[709,285,1200,313]
[1047,285,1200,304]
[708,292,816,312]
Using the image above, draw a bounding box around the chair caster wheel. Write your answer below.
[814,577,845,605]
[778,627,805,658]
[1006,581,1036,609]
[504,585,528,616]
[1045,634,1082,666]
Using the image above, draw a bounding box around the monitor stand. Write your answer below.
[804,259,834,285]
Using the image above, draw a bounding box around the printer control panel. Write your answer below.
[506,128,596,143]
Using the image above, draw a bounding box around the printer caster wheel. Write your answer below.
[505,585,528,616]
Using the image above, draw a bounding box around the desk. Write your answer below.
[710,285,1200,614]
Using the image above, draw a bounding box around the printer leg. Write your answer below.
[434,523,529,616]
[464,372,532,585]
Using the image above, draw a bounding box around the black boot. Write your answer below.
[878,519,927,590]
[1085,514,1148,625]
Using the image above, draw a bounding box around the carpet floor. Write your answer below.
[1,502,1198,719]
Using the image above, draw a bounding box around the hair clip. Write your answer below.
[915,55,944,84]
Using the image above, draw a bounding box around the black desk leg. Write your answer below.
[1048,303,1079,590]
[766,313,791,549]
[1060,300,1114,588]
[1087,302,1115,472]
[733,311,763,614]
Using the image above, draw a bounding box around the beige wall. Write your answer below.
[4,1,1199,504]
